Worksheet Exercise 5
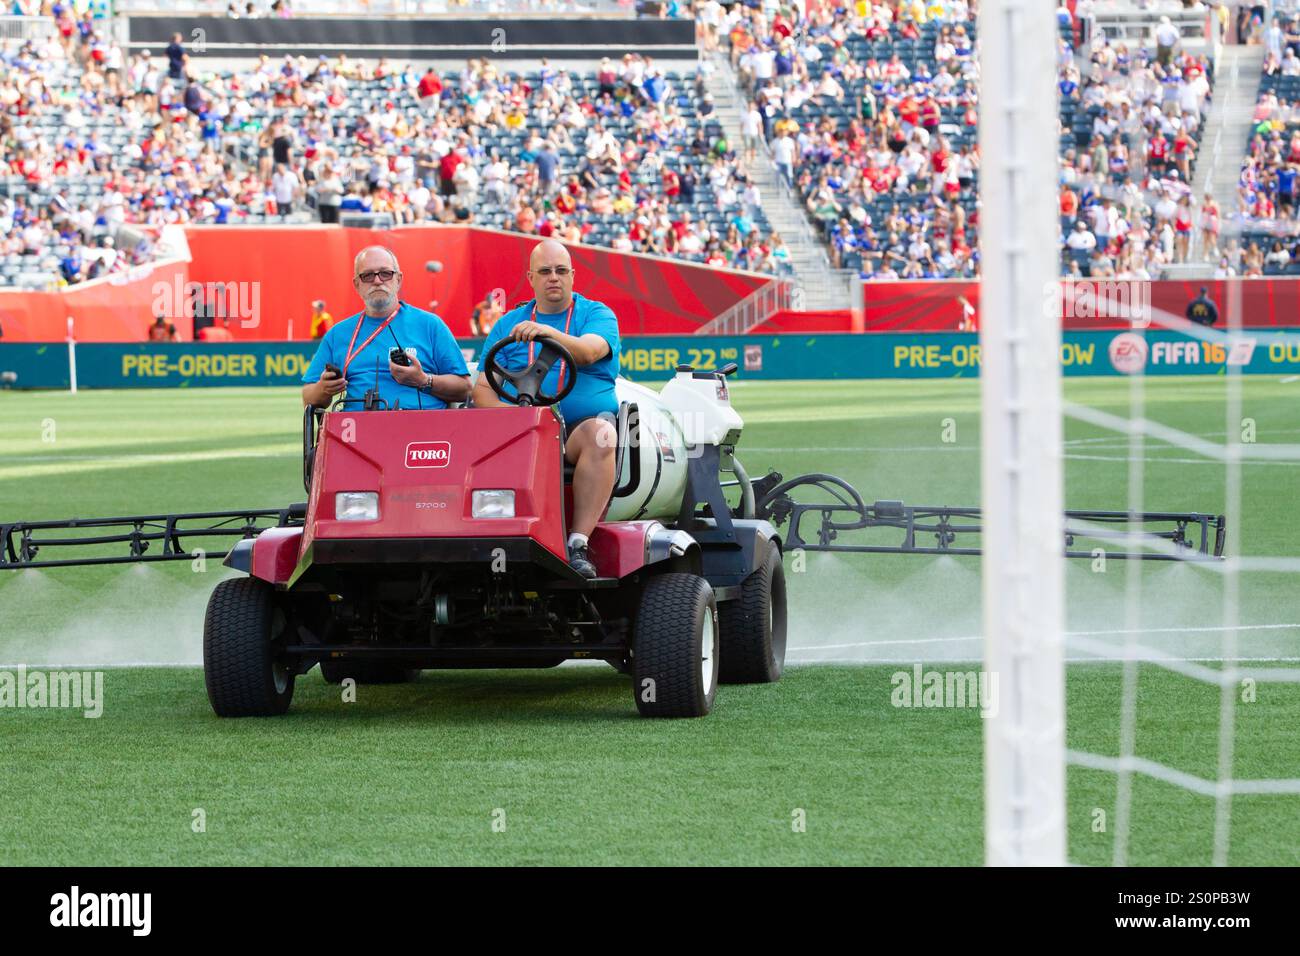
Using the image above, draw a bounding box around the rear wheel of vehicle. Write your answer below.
[632,573,719,718]
[204,577,295,717]
[319,660,421,684]
[719,545,787,684]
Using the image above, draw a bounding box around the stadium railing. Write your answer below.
[112,0,641,17]
[0,14,59,41]
[693,277,795,336]
[1089,2,1213,46]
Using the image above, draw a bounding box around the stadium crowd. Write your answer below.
[717,0,984,279]
[1058,21,1215,279]
[1233,11,1300,275]
[0,4,795,290]
[0,0,1222,290]
[715,0,1216,281]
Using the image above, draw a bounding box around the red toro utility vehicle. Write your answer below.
[205,341,787,719]
[1,339,1225,719]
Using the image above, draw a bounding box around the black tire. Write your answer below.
[319,660,421,684]
[719,545,787,684]
[204,577,294,717]
[632,573,719,718]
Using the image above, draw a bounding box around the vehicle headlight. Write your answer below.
[472,490,515,518]
[335,491,379,521]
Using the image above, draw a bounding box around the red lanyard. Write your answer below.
[527,299,575,392]
[342,303,401,378]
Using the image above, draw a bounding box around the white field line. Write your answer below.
[739,446,1300,465]
[0,446,299,479]
[6,657,1299,669]
[740,446,974,453]
[748,429,1300,452]
[5,452,296,462]
[1065,453,1300,466]
[790,622,1300,651]
[0,662,198,669]
[788,656,1300,664]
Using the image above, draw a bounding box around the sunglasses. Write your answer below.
[533,266,572,276]
[356,269,398,283]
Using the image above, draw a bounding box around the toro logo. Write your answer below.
[405,441,451,468]
[1108,333,1148,374]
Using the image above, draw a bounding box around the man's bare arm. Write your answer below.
[303,368,347,408]
[472,374,503,408]
[427,373,471,403]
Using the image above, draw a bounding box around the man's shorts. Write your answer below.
[561,412,618,449]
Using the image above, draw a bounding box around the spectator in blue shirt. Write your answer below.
[1276,163,1297,214]
[165,32,185,81]
[642,70,665,106]
[535,142,559,195]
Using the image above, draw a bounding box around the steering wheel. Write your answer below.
[483,335,578,407]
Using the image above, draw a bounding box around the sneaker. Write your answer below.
[568,543,598,579]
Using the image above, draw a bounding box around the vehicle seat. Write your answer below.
[562,402,636,493]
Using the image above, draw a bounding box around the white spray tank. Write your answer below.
[605,366,744,523]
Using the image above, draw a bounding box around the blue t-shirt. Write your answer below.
[302,302,468,410]
[480,292,620,425]
[1278,167,1297,198]
[536,149,559,181]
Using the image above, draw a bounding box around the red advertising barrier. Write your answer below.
[0,258,193,343]
[7,251,1296,342]
[856,279,1300,332]
[752,309,857,334]
[0,226,772,343]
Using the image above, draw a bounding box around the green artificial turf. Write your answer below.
[0,664,1294,866]
[0,379,1296,864]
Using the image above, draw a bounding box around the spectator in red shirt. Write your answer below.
[197,318,234,342]
[1147,131,1169,175]
[898,93,920,132]
[920,95,941,137]
[514,204,537,233]
[1060,186,1079,234]
[439,147,463,199]
[672,210,693,241]
[663,166,680,199]
[416,68,443,111]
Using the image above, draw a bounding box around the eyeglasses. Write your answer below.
[356,269,397,284]
[533,266,572,277]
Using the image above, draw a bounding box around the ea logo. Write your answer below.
[405,441,451,468]
[1108,333,1148,374]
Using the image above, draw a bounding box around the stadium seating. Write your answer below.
[0,3,1219,289]
[0,16,791,290]
[1235,12,1300,276]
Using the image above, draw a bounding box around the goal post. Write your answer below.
[978,0,1067,865]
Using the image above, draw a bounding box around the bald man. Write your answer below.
[302,245,470,409]
[473,240,621,579]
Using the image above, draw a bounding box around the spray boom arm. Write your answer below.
[0,507,304,570]
[750,472,1225,561]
